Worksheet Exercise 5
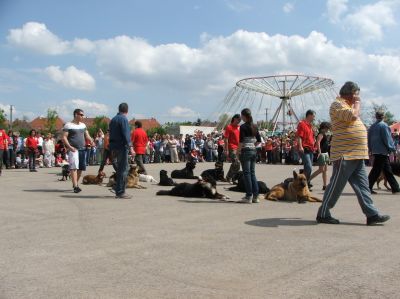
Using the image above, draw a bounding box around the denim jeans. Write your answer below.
[240,149,259,198]
[112,148,129,196]
[301,149,314,182]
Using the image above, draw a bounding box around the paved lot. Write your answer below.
[0,162,399,298]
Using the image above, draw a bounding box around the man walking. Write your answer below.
[62,109,93,193]
[368,110,400,194]
[316,81,390,225]
[296,110,316,189]
[109,103,132,199]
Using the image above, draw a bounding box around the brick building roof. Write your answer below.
[29,116,65,132]
[129,118,161,131]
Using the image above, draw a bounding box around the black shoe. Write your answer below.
[115,193,132,199]
[316,216,340,224]
[367,214,390,226]
[370,189,378,194]
[73,186,82,193]
[392,189,400,194]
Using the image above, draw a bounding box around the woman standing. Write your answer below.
[238,108,262,203]
[95,129,105,166]
[310,122,331,190]
[26,129,38,172]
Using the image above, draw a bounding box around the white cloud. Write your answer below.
[326,0,348,23]
[224,0,252,12]
[57,99,109,120]
[168,106,198,118]
[283,3,294,14]
[7,22,70,55]
[44,66,95,90]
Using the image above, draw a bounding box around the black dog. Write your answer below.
[226,159,241,183]
[159,170,177,186]
[171,161,198,179]
[201,161,225,181]
[156,176,229,200]
[228,171,270,194]
[59,164,70,181]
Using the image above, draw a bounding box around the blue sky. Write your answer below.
[1,0,400,124]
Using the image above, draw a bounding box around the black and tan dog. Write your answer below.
[227,171,270,194]
[58,164,71,181]
[156,176,229,200]
[226,159,241,183]
[376,162,400,190]
[126,165,146,189]
[265,171,321,203]
[82,171,106,185]
[171,161,198,179]
[159,170,177,186]
[201,161,225,181]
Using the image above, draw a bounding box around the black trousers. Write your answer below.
[368,154,400,191]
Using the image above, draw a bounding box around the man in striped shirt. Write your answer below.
[316,81,390,225]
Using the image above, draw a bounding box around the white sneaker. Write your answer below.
[238,197,252,204]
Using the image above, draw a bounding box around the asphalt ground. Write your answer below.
[0,161,399,298]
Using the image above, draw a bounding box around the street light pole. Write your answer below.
[9,105,14,130]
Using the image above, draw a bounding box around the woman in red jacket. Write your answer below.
[26,129,38,172]
[131,121,148,174]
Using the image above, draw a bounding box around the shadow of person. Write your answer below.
[245,218,317,227]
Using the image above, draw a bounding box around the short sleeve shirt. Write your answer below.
[224,124,240,150]
[63,122,87,150]
[296,120,315,150]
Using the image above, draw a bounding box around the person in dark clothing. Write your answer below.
[310,122,331,190]
[237,108,262,204]
[109,103,133,199]
[368,110,400,194]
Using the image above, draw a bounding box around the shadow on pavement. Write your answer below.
[60,195,116,199]
[246,218,317,227]
[24,189,71,193]
[178,199,235,204]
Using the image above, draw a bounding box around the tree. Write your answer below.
[44,108,58,134]
[12,118,32,137]
[0,108,6,129]
[367,103,397,126]
[146,126,166,137]
[88,116,109,137]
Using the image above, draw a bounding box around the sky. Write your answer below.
[0,0,400,124]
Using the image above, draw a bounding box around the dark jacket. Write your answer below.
[368,120,395,155]
[109,113,131,151]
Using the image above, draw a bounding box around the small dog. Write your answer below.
[226,160,241,183]
[156,176,229,200]
[227,171,270,194]
[265,171,322,203]
[376,162,400,190]
[171,161,198,179]
[59,164,71,181]
[82,171,106,185]
[201,161,225,181]
[126,165,146,189]
[159,170,177,186]
[139,174,158,183]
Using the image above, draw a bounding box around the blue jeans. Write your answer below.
[111,148,129,196]
[240,149,258,198]
[301,149,313,182]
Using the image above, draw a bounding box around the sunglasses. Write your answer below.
[78,113,84,116]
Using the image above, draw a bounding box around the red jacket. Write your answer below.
[26,136,38,149]
[131,128,148,155]
[0,130,8,150]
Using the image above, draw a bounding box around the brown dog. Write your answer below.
[376,172,390,190]
[106,172,116,187]
[82,171,106,185]
[126,165,146,189]
[265,171,321,203]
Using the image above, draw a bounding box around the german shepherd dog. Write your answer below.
[156,176,229,200]
[171,161,198,179]
[226,160,241,183]
[376,162,400,190]
[107,172,116,187]
[126,165,146,189]
[227,171,270,194]
[201,161,225,181]
[159,170,177,186]
[58,164,71,181]
[82,171,106,185]
[265,171,322,203]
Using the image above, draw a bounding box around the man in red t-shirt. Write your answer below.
[296,110,316,188]
[0,129,9,176]
[224,114,240,160]
[131,120,149,174]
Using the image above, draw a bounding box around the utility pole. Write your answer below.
[265,108,268,122]
[9,105,14,130]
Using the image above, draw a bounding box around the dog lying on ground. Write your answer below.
[58,164,71,181]
[171,161,198,179]
[227,171,270,194]
[201,161,226,181]
[376,162,400,190]
[156,176,229,200]
[139,174,158,183]
[158,170,177,186]
[265,170,322,203]
[82,171,106,185]
[226,159,241,183]
[126,165,146,189]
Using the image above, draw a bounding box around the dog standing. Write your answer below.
[376,162,400,190]
[58,164,71,181]
[265,171,321,203]
[159,170,177,186]
[171,161,198,179]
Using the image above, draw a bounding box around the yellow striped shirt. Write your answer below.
[330,97,368,161]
